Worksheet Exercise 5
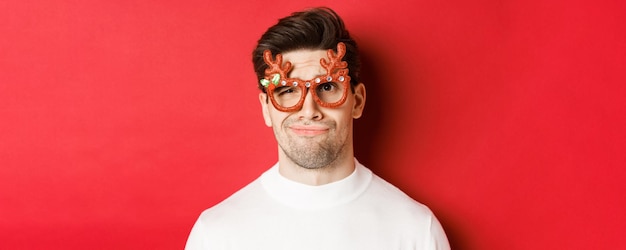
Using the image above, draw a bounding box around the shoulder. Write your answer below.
[352,162,435,220]
[195,178,267,224]
[361,173,450,249]
[185,177,272,249]
[367,173,433,214]
[185,179,260,250]
[361,172,435,226]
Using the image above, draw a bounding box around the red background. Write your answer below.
[1,0,624,249]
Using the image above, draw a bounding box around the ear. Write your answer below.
[352,83,366,119]
[259,93,273,127]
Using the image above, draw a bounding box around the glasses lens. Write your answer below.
[315,82,346,104]
[272,85,304,109]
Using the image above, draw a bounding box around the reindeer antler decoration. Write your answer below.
[260,43,350,87]
[260,51,292,87]
[320,42,349,77]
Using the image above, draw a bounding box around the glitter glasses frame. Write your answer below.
[260,42,352,112]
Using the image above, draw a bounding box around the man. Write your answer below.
[185,7,450,250]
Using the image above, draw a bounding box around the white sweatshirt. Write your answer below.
[185,160,450,250]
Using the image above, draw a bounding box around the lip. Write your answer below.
[289,125,329,136]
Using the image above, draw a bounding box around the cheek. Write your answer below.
[268,111,290,129]
[330,110,354,132]
[338,118,353,133]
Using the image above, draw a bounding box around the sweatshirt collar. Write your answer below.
[260,159,372,210]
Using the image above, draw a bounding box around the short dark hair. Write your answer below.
[252,7,360,92]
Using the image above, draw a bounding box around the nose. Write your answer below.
[298,89,322,120]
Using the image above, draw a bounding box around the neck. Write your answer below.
[277,150,356,186]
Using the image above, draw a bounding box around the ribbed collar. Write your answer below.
[260,159,372,210]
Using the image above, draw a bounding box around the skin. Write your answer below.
[259,49,366,186]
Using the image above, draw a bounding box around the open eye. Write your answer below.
[317,82,338,92]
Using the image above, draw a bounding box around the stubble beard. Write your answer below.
[276,120,347,170]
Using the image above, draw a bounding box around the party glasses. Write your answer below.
[260,42,351,112]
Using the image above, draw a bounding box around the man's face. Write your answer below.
[259,49,366,170]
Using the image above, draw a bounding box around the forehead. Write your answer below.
[281,49,328,80]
